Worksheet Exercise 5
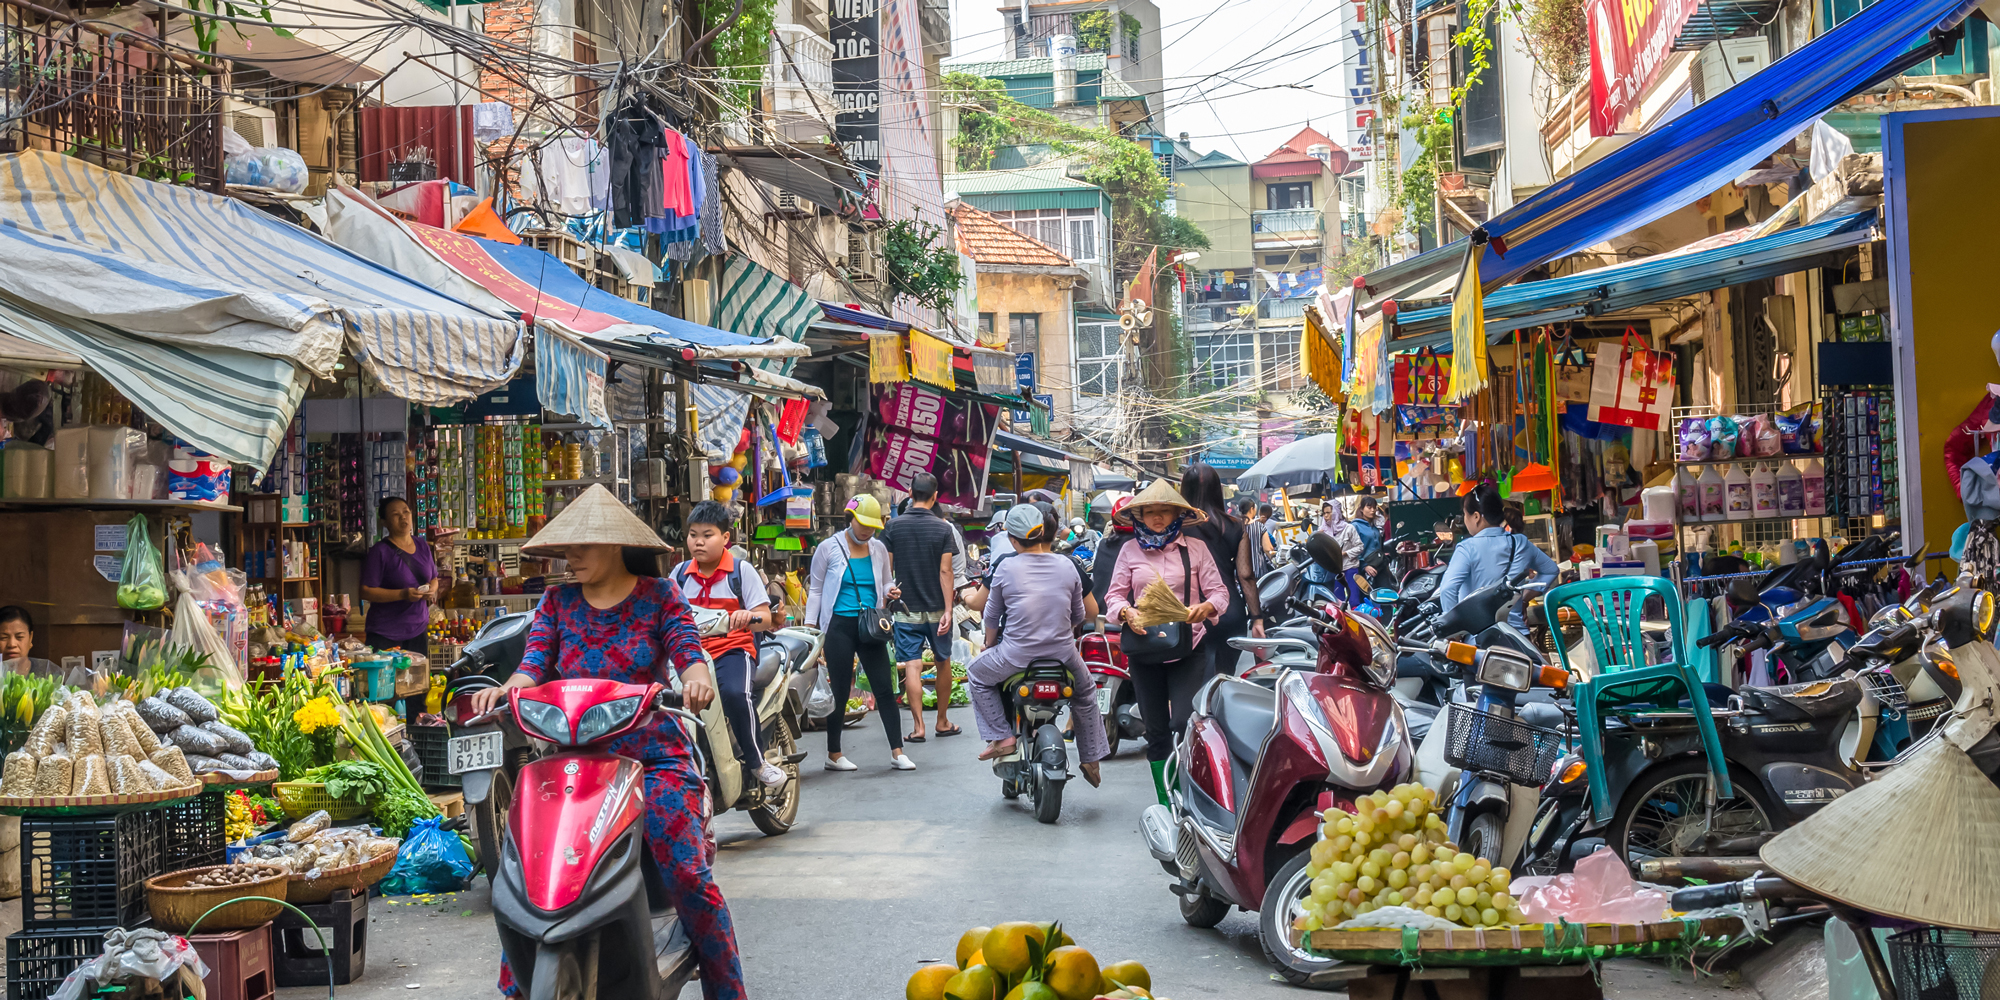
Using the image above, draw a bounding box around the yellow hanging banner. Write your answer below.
[909,329,956,386]
[1447,244,1489,403]
[868,332,908,383]
[1302,310,1347,403]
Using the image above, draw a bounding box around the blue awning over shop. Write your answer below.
[819,302,910,333]
[994,430,1080,461]
[1389,211,1877,345]
[1360,0,1977,301]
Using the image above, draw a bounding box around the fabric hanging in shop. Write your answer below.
[0,291,307,466]
[0,154,524,402]
[1446,247,1488,403]
[534,327,610,428]
[1359,0,1979,301]
[971,350,1014,395]
[713,257,819,377]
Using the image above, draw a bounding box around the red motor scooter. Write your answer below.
[456,677,705,1000]
[1139,538,1413,988]
[1080,630,1144,756]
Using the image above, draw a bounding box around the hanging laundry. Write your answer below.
[539,136,602,216]
[698,152,726,256]
[472,102,514,141]
[661,128,695,218]
[609,104,668,230]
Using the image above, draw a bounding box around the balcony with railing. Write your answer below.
[1252,207,1322,247]
[0,0,224,191]
[767,25,836,142]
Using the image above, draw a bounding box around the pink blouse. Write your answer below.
[1104,535,1232,647]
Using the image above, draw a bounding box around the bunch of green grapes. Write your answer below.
[1293,782,1523,934]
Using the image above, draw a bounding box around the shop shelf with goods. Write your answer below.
[1668,402,1840,586]
[233,494,322,630]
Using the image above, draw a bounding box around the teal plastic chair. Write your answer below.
[1545,576,1732,822]
[1681,595,1720,685]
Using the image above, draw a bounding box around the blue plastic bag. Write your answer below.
[377,817,475,896]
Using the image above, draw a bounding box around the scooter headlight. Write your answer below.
[1475,648,1536,692]
[515,698,572,744]
[575,696,644,744]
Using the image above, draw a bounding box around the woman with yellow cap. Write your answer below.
[805,494,916,771]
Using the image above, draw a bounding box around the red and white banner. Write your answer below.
[1587,0,1698,136]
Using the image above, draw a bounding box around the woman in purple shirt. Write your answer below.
[359,497,436,660]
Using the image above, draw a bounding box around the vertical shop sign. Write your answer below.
[1587,0,1698,136]
[1338,0,1376,159]
[1013,352,1036,422]
[831,0,881,174]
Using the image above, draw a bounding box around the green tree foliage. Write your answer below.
[701,0,780,106]
[881,220,965,313]
[1073,11,1143,54]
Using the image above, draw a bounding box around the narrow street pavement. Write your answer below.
[276,720,1753,999]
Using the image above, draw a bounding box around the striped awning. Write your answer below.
[0,292,307,466]
[715,257,819,378]
[0,152,524,404]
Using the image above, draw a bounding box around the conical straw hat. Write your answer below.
[1115,478,1207,526]
[1760,737,2000,932]
[521,484,667,556]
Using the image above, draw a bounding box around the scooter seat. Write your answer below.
[1271,626,1318,645]
[1738,677,1862,721]
[770,630,816,669]
[1516,701,1566,730]
[1212,680,1277,766]
[754,644,783,692]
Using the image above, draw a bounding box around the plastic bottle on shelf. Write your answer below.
[1776,462,1805,516]
[1751,463,1779,517]
[1725,463,1753,520]
[1676,469,1700,522]
[1802,458,1827,516]
[1699,466,1727,521]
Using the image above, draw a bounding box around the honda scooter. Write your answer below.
[476,677,703,1000]
[1140,534,1413,987]
[991,658,1082,823]
[443,612,537,878]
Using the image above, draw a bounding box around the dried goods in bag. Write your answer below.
[108,755,146,793]
[169,724,227,757]
[286,809,331,842]
[100,716,139,760]
[245,751,278,771]
[24,706,65,757]
[71,754,110,795]
[216,753,258,772]
[66,705,103,756]
[137,760,178,790]
[165,687,219,725]
[33,753,70,795]
[198,721,253,755]
[128,714,160,755]
[1,751,35,796]
[136,696,189,732]
[184,755,228,774]
[150,747,194,784]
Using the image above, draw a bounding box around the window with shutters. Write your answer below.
[1008,313,1040,355]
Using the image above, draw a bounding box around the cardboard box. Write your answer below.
[0,510,159,629]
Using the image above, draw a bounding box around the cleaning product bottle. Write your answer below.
[1699,466,1727,522]
[1803,458,1827,516]
[1751,462,1778,517]
[1777,461,1805,516]
[1725,463,1753,520]
[1677,469,1701,521]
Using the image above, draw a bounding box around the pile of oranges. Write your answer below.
[904,922,1155,1000]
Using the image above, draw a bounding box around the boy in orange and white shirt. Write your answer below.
[671,500,788,788]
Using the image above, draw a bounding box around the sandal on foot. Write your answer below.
[978,740,1017,761]
[934,724,964,737]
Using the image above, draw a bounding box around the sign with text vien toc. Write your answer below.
[830,0,881,175]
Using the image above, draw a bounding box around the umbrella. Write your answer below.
[1235,433,1341,490]
[1089,490,1133,513]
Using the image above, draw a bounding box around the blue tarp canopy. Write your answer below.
[1389,211,1876,346]
[1360,0,1977,301]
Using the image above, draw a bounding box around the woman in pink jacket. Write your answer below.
[1104,479,1231,805]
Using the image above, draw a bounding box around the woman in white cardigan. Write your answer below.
[804,495,914,771]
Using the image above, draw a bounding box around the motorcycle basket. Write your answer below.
[1442,703,1565,787]
[1888,927,2000,1000]
[1856,668,1908,716]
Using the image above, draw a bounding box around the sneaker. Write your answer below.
[756,761,789,787]
[824,756,858,771]
[890,753,917,771]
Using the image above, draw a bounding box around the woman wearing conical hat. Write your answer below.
[465,485,745,1000]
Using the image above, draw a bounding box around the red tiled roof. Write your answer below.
[951,203,1075,267]
[1259,126,1340,163]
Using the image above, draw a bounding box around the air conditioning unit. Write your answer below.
[774,190,813,217]
[1692,38,1771,104]
[846,232,877,280]
[225,99,277,148]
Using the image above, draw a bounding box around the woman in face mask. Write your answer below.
[1102,480,1231,806]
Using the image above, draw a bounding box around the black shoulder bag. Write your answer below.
[1122,547,1196,665]
[841,540,894,644]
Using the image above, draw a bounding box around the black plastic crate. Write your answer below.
[21,812,164,931]
[409,723,459,790]
[161,794,227,870]
[273,889,367,987]
[7,930,108,1000]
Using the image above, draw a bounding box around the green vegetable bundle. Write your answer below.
[337,702,438,838]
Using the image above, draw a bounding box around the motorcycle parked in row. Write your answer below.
[1141,579,1414,987]
[1700,533,1899,686]
[1081,630,1145,757]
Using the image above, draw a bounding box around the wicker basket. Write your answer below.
[145,863,290,932]
[287,848,397,904]
[272,782,369,821]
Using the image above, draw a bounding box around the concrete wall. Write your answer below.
[976,269,1077,427]
[1176,162,1253,272]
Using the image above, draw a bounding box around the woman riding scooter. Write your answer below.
[466,486,744,1000]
